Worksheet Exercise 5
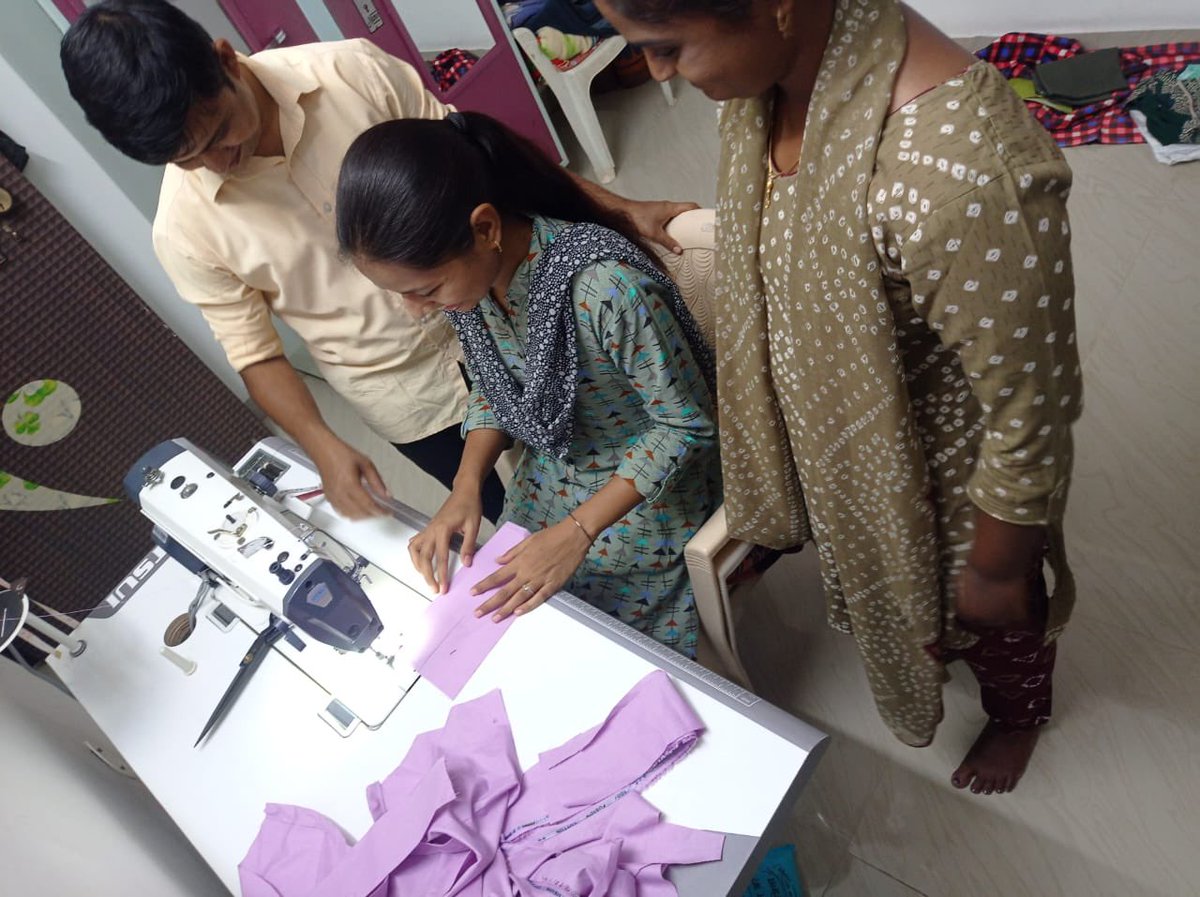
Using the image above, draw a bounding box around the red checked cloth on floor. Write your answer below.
[977,33,1200,147]
[430,48,478,92]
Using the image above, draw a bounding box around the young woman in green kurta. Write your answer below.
[598,0,1083,794]
[335,112,720,657]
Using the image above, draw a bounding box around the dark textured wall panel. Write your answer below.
[0,156,266,614]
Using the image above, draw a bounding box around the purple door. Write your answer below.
[49,0,87,21]
[53,0,562,171]
[321,0,564,163]
[217,0,319,51]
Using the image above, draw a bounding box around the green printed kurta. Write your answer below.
[463,217,720,656]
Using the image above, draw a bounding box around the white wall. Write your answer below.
[388,0,494,52]
[0,658,224,896]
[908,0,1200,37]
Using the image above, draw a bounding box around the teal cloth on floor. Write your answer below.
[743,845,804,897]
[1127,70,1200,145]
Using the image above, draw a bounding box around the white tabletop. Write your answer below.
[51,438,826,895]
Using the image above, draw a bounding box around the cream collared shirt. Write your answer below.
[152,39,466,443]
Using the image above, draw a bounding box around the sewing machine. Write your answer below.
[124,438,429,731]
[52,437,827,895]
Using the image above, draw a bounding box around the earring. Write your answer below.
[777,8,793,39]
[492,240,502,254]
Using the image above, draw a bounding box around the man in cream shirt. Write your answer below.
[62,0,692,520]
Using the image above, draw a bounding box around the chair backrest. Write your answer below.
[655,209,717,349]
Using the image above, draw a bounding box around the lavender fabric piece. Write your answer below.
[503,669,707,840]
[412,522,530,698]
[239,671,724,897]
[238,805,351,897]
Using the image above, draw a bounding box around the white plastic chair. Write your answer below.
[511,29,675,184]
[654,210,754,687]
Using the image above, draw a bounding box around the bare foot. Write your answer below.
[951,721,1040,795]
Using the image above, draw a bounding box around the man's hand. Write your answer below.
[310,437,390,520]
[621,198,700,254]
[241,358,391,520]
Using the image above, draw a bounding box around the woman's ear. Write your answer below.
[469,203,503,250]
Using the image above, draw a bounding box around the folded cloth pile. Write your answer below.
[978,32,1200,147]
[503,0,616,38]
[239,670,725,896]
[1126,67,1200,164]
[1031,46,1129,106]
[429,48,478,91]
[537,25,599,69]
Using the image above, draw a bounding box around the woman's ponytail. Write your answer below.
[337,111,656,267]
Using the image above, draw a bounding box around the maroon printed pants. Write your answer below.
[944,626,1057,730]
[937,578,1057,730]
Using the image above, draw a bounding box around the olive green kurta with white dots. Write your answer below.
[716,0,1081,745]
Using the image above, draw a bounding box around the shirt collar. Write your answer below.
[190,52,321,202]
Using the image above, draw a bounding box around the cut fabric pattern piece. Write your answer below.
[409,522,530,699]
[978,32,1200,146]
[239,670,724,896]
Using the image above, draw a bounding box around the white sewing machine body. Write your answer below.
[124,438,429,729]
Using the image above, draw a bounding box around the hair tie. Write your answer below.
[446,111,468,133]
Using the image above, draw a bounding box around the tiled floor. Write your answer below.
[307,31,1200,897]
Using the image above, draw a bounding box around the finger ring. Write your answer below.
[522,584,535,593]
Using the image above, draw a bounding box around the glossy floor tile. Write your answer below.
[552,75,721,207]
[822,857,928,897]
[846,615,1200,897]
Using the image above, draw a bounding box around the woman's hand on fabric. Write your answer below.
[954,563,1035,633]
[408,488,483,595]
[622,198,700,254]
[470,522,591,622]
